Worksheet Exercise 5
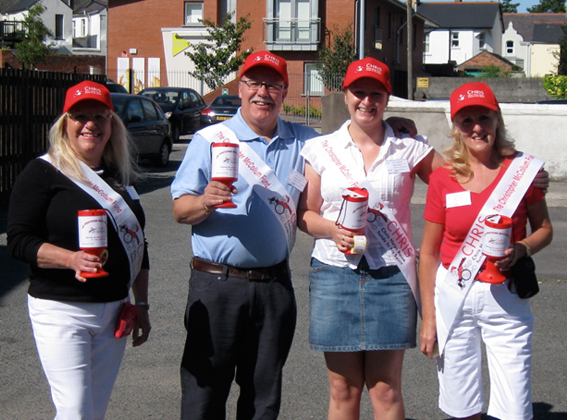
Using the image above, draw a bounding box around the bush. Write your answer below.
[283,104,321,118]
[543,75,567,98]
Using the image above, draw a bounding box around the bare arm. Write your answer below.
[386,116,418,138]
[412,149,444,185]
[297,163,354,253]
[36,243,103,283]
[172,181,237,225]
[131,268,151,347]
[418,220,445,360]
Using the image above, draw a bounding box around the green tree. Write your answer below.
[501,0,520,13]
[558,25,567,75]
[185,12,253,91]
[317,24,358,91]
[543,75,567,98]
[15,2,54,69]
[527,0,565,13]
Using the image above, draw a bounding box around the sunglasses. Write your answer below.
[67,112,112,124]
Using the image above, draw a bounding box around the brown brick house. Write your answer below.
[107,0,428,99]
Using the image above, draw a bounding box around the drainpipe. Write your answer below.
[359,0,365,59]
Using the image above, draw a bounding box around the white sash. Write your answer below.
[199,124,297,253]
[40,155,145,287]
[318,138,420,309]
[359,179,420,311]
[436,152,544,355]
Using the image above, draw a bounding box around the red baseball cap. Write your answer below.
[450,82,499,120]
[63,80,114,113]
[240,51,289,87]
[342,57,391,94]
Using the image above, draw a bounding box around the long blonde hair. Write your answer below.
[443,110,516,181]
[47,112,141,186]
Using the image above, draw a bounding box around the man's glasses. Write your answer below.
[67,112,112,124]
[240,79,286,93]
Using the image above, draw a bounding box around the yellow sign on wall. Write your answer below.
[417,78,429,88]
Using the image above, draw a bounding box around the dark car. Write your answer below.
[110,93,173,167]
[138,87,206,141]
[200,95,241,127]
[537,99,567,104]
[106,82,129,94]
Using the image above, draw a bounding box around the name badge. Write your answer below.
[126,186,140,200]
[446,191,471,208]
[286,169,308,192]
[386,159,410,174]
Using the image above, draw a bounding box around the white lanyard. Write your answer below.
[41,155,144,287]
[436,152,544,355]
[318,137,420,309]
[199,124,297,253]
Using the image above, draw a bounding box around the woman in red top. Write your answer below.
[419,82,552,420]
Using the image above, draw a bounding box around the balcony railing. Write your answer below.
[0,21,26,47]
[263,18,321,51]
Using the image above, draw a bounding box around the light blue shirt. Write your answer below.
[171,109,319,268]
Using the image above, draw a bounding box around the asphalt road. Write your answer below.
[1,139,566,419]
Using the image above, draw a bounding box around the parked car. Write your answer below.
[200,95,241,127]
[106,82,129,94]
[138,87,206,141]
[110,93,173,167]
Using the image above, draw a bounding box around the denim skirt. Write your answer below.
[309,257,417,352]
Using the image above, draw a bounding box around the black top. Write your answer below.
[7,158,149,303]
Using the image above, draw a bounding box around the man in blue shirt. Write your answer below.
[171,51,318,420]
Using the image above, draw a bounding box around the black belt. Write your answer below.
[191,257,288,281]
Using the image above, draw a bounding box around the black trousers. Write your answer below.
[180,262,297,420]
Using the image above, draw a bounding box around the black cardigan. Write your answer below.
[7,158,149,303]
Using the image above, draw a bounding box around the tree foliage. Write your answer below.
[527,0,565,13]
[501,0,520,13]
[15,2,54,69]
[317,24,358,91]
[543,75,567,98]
[185,12,253,91]
[558,25,567,75]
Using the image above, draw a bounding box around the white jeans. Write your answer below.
[435,267,534,420]
[28,295,127,420]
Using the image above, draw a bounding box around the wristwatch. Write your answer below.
[135,302,150,310]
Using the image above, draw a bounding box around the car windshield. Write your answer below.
[212,96,241,107]
[111,97,128,115]
[141,90,180,105]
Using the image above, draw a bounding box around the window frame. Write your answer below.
[55,14,64,40]
[451,31,459,48]
[303,63,324,96]
[184,1,204,26]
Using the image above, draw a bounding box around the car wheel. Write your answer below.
[172,124,180,142]
[154,142,170,167]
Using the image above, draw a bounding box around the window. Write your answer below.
[126,99,145,122]
[55,14,64,40]
[304,63,324,96]
[275,0,311,42]
[506,40,514,55]
[451,32,459,48]
[424,32,430,53]
[478,32,485,49]
[81,19,86,37]
[141,100,158,121]
[184,2,204,25]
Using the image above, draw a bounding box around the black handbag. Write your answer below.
[509,256,539,299]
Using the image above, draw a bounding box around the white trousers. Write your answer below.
[28,295,127,420]
[435,267,534,420]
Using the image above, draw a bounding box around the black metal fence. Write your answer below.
[0,68,105,206]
